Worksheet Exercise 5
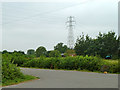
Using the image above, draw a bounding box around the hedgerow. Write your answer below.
[2,53,118,74]
[22,55,118,73]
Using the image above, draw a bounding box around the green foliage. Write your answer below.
[22,56,118,73]
[46,51,52,57]
[2,53,37,86]
[2,75,37,86]
[102,60,118,73]
[54,42,68,53]
[75,34,95,56]
[0,53,2,85]
[2,52,118,74]
[3,53,28,66]
[49,50,61,57]
[27,49,35,55]
[64,49,76,56]
[75,31,119,59]
[96,31,118,58]
[36,46,47,57]
[2,54,25,84]
[2,50,8,54]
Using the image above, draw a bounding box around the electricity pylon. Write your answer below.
[66,16,75,49]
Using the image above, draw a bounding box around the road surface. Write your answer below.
[3,68,118,88]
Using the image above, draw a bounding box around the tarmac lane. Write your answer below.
[2,68,118,88]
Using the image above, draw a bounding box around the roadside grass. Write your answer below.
[19,66,120,74]
[2,75,39,87]
[103,59,118,63]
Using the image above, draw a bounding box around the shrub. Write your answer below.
[102,60,118,73]
[3,53,28,66]
[2,54,25,84]
[49,50,61,57]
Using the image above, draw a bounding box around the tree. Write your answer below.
[36,46,47,57]
[18,51,25,55]
[11,50,25,55]
[49,50,61,57]
[74,34,93,56]
[27,49,35,55]
[74,31,119,59]
[54,42,68,53]
[2,50,8,54]
[64,49,75,56]
[46,51,52,57]
[96,31,118,58]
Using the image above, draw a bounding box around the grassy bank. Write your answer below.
[2,53,39,87]
[2,75,39,86]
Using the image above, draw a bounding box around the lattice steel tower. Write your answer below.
[66,16,75,49]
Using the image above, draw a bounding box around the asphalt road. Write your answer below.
[3,68,118,88]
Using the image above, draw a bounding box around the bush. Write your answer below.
[102,60,118,73]
[2,54,25,84]
[3,53,28,66]
[49,50,61,57]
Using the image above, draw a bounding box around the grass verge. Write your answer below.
[19,67,120,74]
[2,75,39,87]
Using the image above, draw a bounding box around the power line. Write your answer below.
[2,2,89,25]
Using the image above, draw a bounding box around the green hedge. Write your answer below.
[22,55,118,73]
[3,53,118,74]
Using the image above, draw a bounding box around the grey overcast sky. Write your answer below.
[2,0,118,52]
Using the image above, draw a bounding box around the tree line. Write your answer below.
[1,31,120,59]
[75,31,120,59]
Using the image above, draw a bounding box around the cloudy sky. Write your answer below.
[1,0,119,53]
